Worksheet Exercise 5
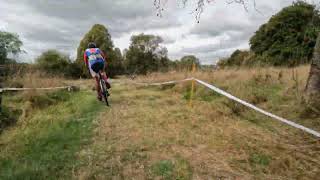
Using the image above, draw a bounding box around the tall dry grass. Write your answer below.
[135,65,319,129]
[137,65,310,92]
[6,71,65,88]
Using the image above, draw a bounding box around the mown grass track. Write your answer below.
[75,80,320,180]
[0,71,319,179]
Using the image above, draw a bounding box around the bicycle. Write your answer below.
[97,72,110,106]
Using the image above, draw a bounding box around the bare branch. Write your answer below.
[154,0,258,22]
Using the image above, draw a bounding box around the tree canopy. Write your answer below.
[125,33,170,74]
[250,1,320,66]
[173,55,200,70]
[0,31,23,64]
[217,50,250,67]
[76,24,114,77]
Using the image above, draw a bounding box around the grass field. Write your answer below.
[0,66,319,179]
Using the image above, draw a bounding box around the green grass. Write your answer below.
[150,157,192,180]
[151,160,175,179]
[249,152,271,167]
[0,91,105,180]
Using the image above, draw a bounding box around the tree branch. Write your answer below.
[154,0,258,22]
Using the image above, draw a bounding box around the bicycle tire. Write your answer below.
[99,73,110,106]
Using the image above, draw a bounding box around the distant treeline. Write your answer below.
[1,24,202,78]
[218,1,320,68]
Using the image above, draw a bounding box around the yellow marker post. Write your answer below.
[189,62,196,107]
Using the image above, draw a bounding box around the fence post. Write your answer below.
[0,90,2,113]
[189,63,196,107]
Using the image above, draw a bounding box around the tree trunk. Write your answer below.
[305,33,320,112]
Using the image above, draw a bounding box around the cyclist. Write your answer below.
[84,42,111,101]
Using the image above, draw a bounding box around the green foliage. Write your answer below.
[0,31,23,64]
[125,33,170,74]
[36,50,71,76]
[250,1,320,66]
[107,47,124,76]
[217,50,250,67]
[173,55,200,71]
[35,50,81,78]
[76,24,123,77]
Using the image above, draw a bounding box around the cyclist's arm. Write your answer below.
[84,52,88,67]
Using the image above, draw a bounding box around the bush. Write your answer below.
[36,50,81,78]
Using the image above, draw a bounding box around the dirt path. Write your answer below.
[75,80,320,179]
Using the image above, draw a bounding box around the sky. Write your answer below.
[0,0,316,64]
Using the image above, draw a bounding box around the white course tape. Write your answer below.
[135,78,194,86]
[194,79,320,138]
[0,86,71,92]
[136,77,320,138]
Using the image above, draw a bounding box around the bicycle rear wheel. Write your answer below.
[99,74,109,106]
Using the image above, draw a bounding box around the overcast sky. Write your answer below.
[0,0,316,64]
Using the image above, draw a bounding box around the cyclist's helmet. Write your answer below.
[88,42,97,48]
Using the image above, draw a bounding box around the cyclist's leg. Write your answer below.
[101,72,111,89]
[100,61,111,89]
[89,62,102,100]
[96,61,111,89]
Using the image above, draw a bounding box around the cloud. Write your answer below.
[0,0,309,64]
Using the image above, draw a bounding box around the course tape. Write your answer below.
[136,77,320,138]
[134,78,194,86]
[0,86,72,93]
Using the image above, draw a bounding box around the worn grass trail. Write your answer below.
[75,80,320,179]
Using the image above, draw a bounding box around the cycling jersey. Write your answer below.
[84,48,105,67]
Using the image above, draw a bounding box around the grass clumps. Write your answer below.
[151,160,175,179]
[249,152,272,167]
[0,91,105,179]
[26,90,71,109]
[150,157,192,180]
[0,106,22,133]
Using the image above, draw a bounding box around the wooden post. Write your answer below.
[189,63,196,107]
[0,90,2,113]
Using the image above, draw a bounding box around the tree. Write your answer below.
[36,50,71,76]
[125,33,169,74]
[176,55,200,71]
[154,0,320,112]
[0,31,23,64]
[76,24,114,77]
[107,47,125,76]
[218,50,250,67]
[249,1,320,66]
[305,33,320,112]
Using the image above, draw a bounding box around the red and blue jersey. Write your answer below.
[84,48,106,67]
